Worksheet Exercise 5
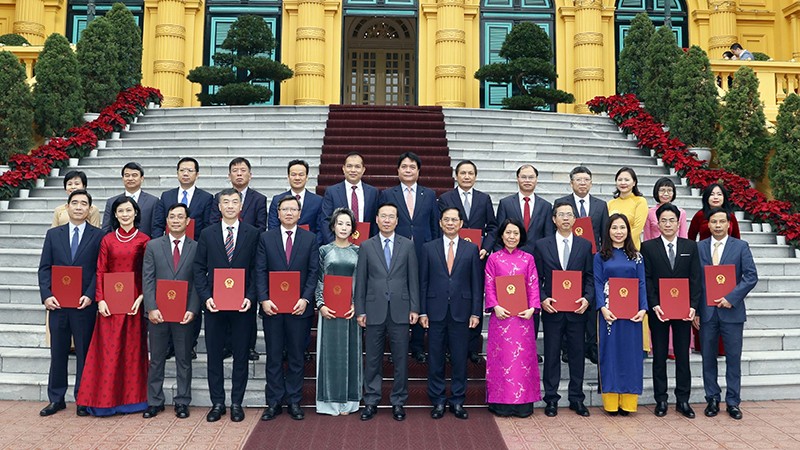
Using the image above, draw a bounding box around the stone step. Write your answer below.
[0,286,39,304]
[443,108,619,126]
[49,165,321,181]
[0,235,44,249]
[444,118,621,133]
[121,129,326,140]
[746,310,800,330]
[743,329,800,351]
[105,137,327,149]
[141,105,330,118]
[747,293,800,310]
[448,140,644,157]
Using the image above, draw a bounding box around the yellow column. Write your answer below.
[435,0,466,107]
[294,0,326,105]
[708,0,737,57]
[572,0,604,114]
[13,0,46,45]
[153,0,186,107]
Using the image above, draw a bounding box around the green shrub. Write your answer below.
[105,3,142,89]
[641,26,683,123]
[617,13,654,96]
[77,17,120,112]
[769,93,800,207]
[33,33,85,137]
[752,52,770,61]
[667,45,719,147]
[0,34,30,46]
[0,51,34,163]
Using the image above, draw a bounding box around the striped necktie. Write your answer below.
[225,226,234,263]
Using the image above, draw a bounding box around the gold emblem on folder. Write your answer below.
[280,281,290,292]
[574,227,584,237]
[506,284,516,295]
[167,290,177,300]
[352,230,360,239]
[333,285,342,295]
[562,280,572,290]
[670,287,679,298]
[62,276,71,286]
[716,274,726,285]
[114,282,124,293]
[619,287,629,298]
[225,278,235,289]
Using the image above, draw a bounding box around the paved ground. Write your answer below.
[2,400,798,449]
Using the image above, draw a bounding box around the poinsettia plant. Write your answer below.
[63,126,99,158]
[0,170,24,200]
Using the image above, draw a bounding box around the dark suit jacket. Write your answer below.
[698,236,758,324]
[496,193,554,249]
[379,184,440,256]
[419,238,483,322]
[555,194,608,249]
[209,187,268,232]
[641,237,703,311]
[255,227,319,318]
[533,234,593,322]
[38,223,104,302]
[354,234,419,325]
[142,235,201,315]
[268,189,323,238]
[102,191,159,237]
[193,222,259,305]
[437,188,497,251]
[151,187,214,238]
[317,180,379,244]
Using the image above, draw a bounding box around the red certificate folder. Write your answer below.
[495,274,527,315]
[213,268,245,311]
[104,272,135,314]
[572,217,596,253]
[299,224,310,231]
[704,265,736,306]
[552,270,582,313]
[270,271,300,313]
[156,279,188,323]
[51,265,82,308]
[186,218,195,240]
[659,278,690,319]
[348,222,371,245]
[323,275,353,318]
[458,228,483,246]
[608,277,639,320]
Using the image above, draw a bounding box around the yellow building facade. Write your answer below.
[0,0,796,112]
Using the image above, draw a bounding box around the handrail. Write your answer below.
[711,60,800,123]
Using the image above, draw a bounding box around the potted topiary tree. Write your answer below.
[106,3,142,90]
[642,26,683,124]
[617,13,655,96]
[769,93,800,208]
[0,51,34,164]
[77,17,120,112]
[33,33,85,138]
[474,22,574,110]
[667,45,719,161]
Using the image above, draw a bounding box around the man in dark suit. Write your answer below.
[697,207,758,420]
[193,188,260,423]
[355,203,420,422]
[268,159,323,238]
[496,164,554,251]
[437,160,495,363]
[379,152,439,363]
[102,162,158,237]
[419,207,482,420]
[641,203,703,419]
[556,166,608,364]
[256,195,319,421]
[318,152,379,244]
[533,201,593,418]
[142,203,201,419]
[38,189,103,417]
[151,157,214,239]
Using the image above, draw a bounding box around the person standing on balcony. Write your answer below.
[730,43,754,61]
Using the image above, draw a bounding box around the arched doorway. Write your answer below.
[615,0,689,58]
[343,17,417,105]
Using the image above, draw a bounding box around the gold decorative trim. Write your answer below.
[573,67,604,81]
[709,0,737,12]
[709,35,738,47]
[574,32,604,46]
[296,27,326,40]
[574,0,603,10]
[153,60,186,74]
[155,24,186,39]
[13,21,46,37]
[294,62,326,76]
[435,65,466,78]
[162,96,184,107]
[436,29,466,43]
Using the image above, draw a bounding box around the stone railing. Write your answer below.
[0,44,44,84]
[712,60,800,123]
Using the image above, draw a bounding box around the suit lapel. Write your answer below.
[395,187,412,222]
[161,237,177,276]
[375,237,390,273]
[437,239,449,272]
[72,226,95,262]
[60,226,73,263]
[511,194,524,223]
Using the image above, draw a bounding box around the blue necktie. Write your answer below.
[384,238,392,270]
[70,227,79,260]
[579,199,587,218]
[181,190,188,206]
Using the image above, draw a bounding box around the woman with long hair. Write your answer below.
[688,183,741,241]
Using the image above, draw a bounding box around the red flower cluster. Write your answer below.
[588,93,800,248]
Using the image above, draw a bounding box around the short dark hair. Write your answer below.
[277,194,301,210]
[397,152,422,169]
[216,188,242,203]
[652,177,677,203]
[110,195,141,230]
[569,166,592,179]
[177,157,199,172]
[121,162,144,177]
[329,207,356,236]
[497,218,527,249]
[723,51,735,59]
[707,207,729,221]
[167,203,191,217]
[68,189,92,207]
[455,160,477,175]
[612,166,643,198]
[516,164,539,177]
[730,43,743,51]
[552,200,577,217]
[376,202,399,217]
[344,152,364,164]
[655,202,680,221]
[287,159,309,174]
[229,157,251,172]
[62,170,88,189]
[440,206,463,221]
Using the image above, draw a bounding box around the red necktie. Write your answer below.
[351,185,359,222]
[173,239,180,271]
[285,230,293,264]
[523,196,531,231]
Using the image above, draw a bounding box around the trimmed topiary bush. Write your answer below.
[0,34,30,46]
[106,3,142,89]
[769,93,800,207]
[667,45,719,148]
[77,17,120,112]
[617,13,654,96]
[641,26,683,123]
[0,51,34,163]
[33,33,85,137]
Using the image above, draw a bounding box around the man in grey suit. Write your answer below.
[102,162,158,237]
[355,202,420,422]
[142,203,200,419]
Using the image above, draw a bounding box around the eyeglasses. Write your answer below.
[556,212,575,218]
[178,168,196,174]
[572,177,592,184]
[378,214,397,220]
[659,218,678,224]
[658,188,674,194]
[279,207,299,213]
[441,218,461,223]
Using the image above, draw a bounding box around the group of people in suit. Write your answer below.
[36,151,759,423]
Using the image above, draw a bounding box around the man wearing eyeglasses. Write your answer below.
[152,157,214,242]
[495,164,554,251]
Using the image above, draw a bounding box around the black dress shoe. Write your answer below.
[544,401,558,417]
[165,348,175,360]
[175,404,190,419]
[618,409,630,416]
[607,410,619,416]
[392,405,406,421]
[560,351,569,363]
[654,401,668,417]
[304,351,312,362]
[142,405,165,418]
[76,405,89,417]
[586,348,599,364]
[222,349,233,360]
[727,405,743,420]
[261,405,282,421]
[360,405,377,421]
[704,399,720,417]
[206,404,226,422]
[445,352,452,363]
[431,404,445,419]
[289,403,304,420]
[468,351,484,364]
[569,401,590,417]
[248,349,260,361]
[412,351,427,364]
[39,402,66,416]
[538,354,544,364]
[231,404,245,422]
[450,404,469,420]
[387,354,393,364]
[676,401,695,418]
[191,348,197,360]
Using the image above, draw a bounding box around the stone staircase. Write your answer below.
[1,105,798,407]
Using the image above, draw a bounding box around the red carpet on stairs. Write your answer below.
[316,105,454,196]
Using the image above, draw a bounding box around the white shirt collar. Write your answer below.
[401,183,418,193]
[126,189,142,201]
[458,187,473,197]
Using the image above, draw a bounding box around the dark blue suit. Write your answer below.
[209,188,268,232]
[268,189,323,238]
[420,238,482,406]
[255,227,319,407]
[151,187,214,238]
[317,181,379,244]
[496,193,554,250]
[698,236,758,406]
[193,222,259,406]
[38,223,103,403]
[437,188,497,252]
[533,234,593,404]
[554,194,608,250]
